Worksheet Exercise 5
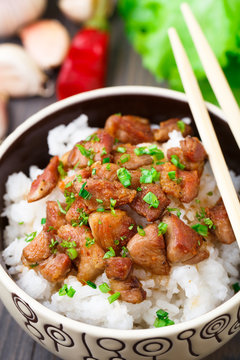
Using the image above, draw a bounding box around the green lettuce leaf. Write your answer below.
[118,0,240,104]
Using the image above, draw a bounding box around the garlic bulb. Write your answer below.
[0,0,47,38]
[0,44,52,98]
[58,0,96,23]
[20,20,70,70]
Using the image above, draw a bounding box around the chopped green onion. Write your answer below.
[99,283,111,293]
[96,206,105,212]
[120,236,126,241]
[101,147,107,155]
[140,167,160,184]
[154,309,175,327]
[167,207,181,218]
[103,157,110,164]
[203,217,215,229]
[58,284,76,298]
[76,144,94,159]
[77,209,89,226]
[114,239,120,245]
[92,168,96,175]
[207,191,213,196]
[67,248,78,260]
[73,161,80,169]
[143,191,159,208]
[76,174,83,183]
[49,239,59,253]
[60,240,77,248]
[98,220,102,225]
[64,191,76,211]
[57,200,67,215]
[86,281,97,289]
[88,159,94,166]
[168,171,182,184]
[114,138,119,144]
[120,154,130,164]
[41,218,46,225]
[47,226,56,232]
[85,134,100,142]
[79,182,92,200]
[117,147,126,153]
[195,199,200,204]
[232,282,240,293]
[137,187,142,192]
[177,120,186,133]
[106,163,111,171]
[110,198,116,207]
[18,221,24,225]
[96,199,103,203]
[158,222,168,235]
[196,207,206,221]
[137,226,145,236]
[128,224,134,230]
[103,247,115,259]
[170,155,185,170]
[85,237,95,248]
[25,231,37,243]
[30,263,39,268]
[108,292,121,304]
[134,145,164,160]
[65,181,73,189]
[191,223,208,237]
[57,161,67,179]
[117,168,131,187]
[121,246,128,257]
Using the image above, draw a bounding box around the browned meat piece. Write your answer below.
[91,162,120,181]
[113,144,153,170]
[105,257,133,280]
[105,114,154,144]
[127,224,170,275]
[153,118,192,142]
[179,170,200,203]
[159,162,182,199]
[44,201,67,232]
[22,230,52,265]
[110,276,146,304]
[72,179,136,212]
[57,224,105,281]
[27,156,59,202]
[88,210,136,253]
[65,197,90,224]
[39,253,72,282]
[128,169,141,189]
[205,198,236,244]
[162,213,203,263]
[184,245,209,265]
[67,130,114,168]
[130,184,170,222]
[58,168,91,192]
[167,137,207,175]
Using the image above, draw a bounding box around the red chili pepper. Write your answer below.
[56,27,109,100]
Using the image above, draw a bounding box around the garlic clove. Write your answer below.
[20,20,71,70]
[0,44,53,98]
[0,0,47,38]
[0,94,9,141]
[58,0,96,23]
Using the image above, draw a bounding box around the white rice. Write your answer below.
[2,115,240,330]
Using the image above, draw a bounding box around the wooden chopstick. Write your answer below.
[168,27,240,247]
[180,2,240,149]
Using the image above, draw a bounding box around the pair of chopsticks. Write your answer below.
[168,3,240,247]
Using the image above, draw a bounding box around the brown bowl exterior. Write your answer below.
[0,86,239,360]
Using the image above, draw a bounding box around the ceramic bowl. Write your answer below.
[0,86,239,360]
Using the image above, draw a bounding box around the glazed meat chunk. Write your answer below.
[127,224,170,275]
[130,184,170,222]
[178,170,200,203]
[167,137,207,175]
[72,179,136,212]
[22,230,52,265]
[205,198,236,244]
[39,253,71,282]
[91,162,120,181]
[57,224,105,282]
[113,144,153,170]
[110,276,146,304]
[162,213,206,264]
[105,114,154,144]
[44,201,67,232]
[67,130,114,168]
[27,156,59,202]
[88,210,136,253]
[105,257,133,280]
[153,118,192,142]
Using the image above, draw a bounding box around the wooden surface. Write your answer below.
[0,2,239,359]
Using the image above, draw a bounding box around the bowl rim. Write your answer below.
[0,85,239,339]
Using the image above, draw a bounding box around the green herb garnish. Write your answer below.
[92,168,96,175]
[154,309,175,327]
[103,247,116,259]
[121,246,128,257]
[58,284,76,298]
[99,283,111,293]
[103,157,110,164]
[158,222,168,235]
[108,292,121,304]
[67,248,78,260]
[191,223,208,237]
[140,167,160,184]
[86,281,97,289]
[167,207,181,218]
[58,161,67,179]
[168,171,182,183]
[41,218,46,225]
[143,191,159,208]
[79,182,92,200]
[117,146,126,153]
[25,231,37,243]
[96,199,103,203]
[57,200,67,215]
[120,154,130,164]
[64,191,76,211]
[18,221,24,225]
[85,237,95,248]
[207,191,213,196]
[177,120,185,133]
[117,167,132,187]
[137,225,145,236]
[101,147,107,156]
[170,155,185,170]
[128,224,134,230]
[106,163,111,171]
[134,145,164,160]
[49,239,59,253]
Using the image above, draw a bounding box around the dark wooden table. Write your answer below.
[0,2,239,359]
